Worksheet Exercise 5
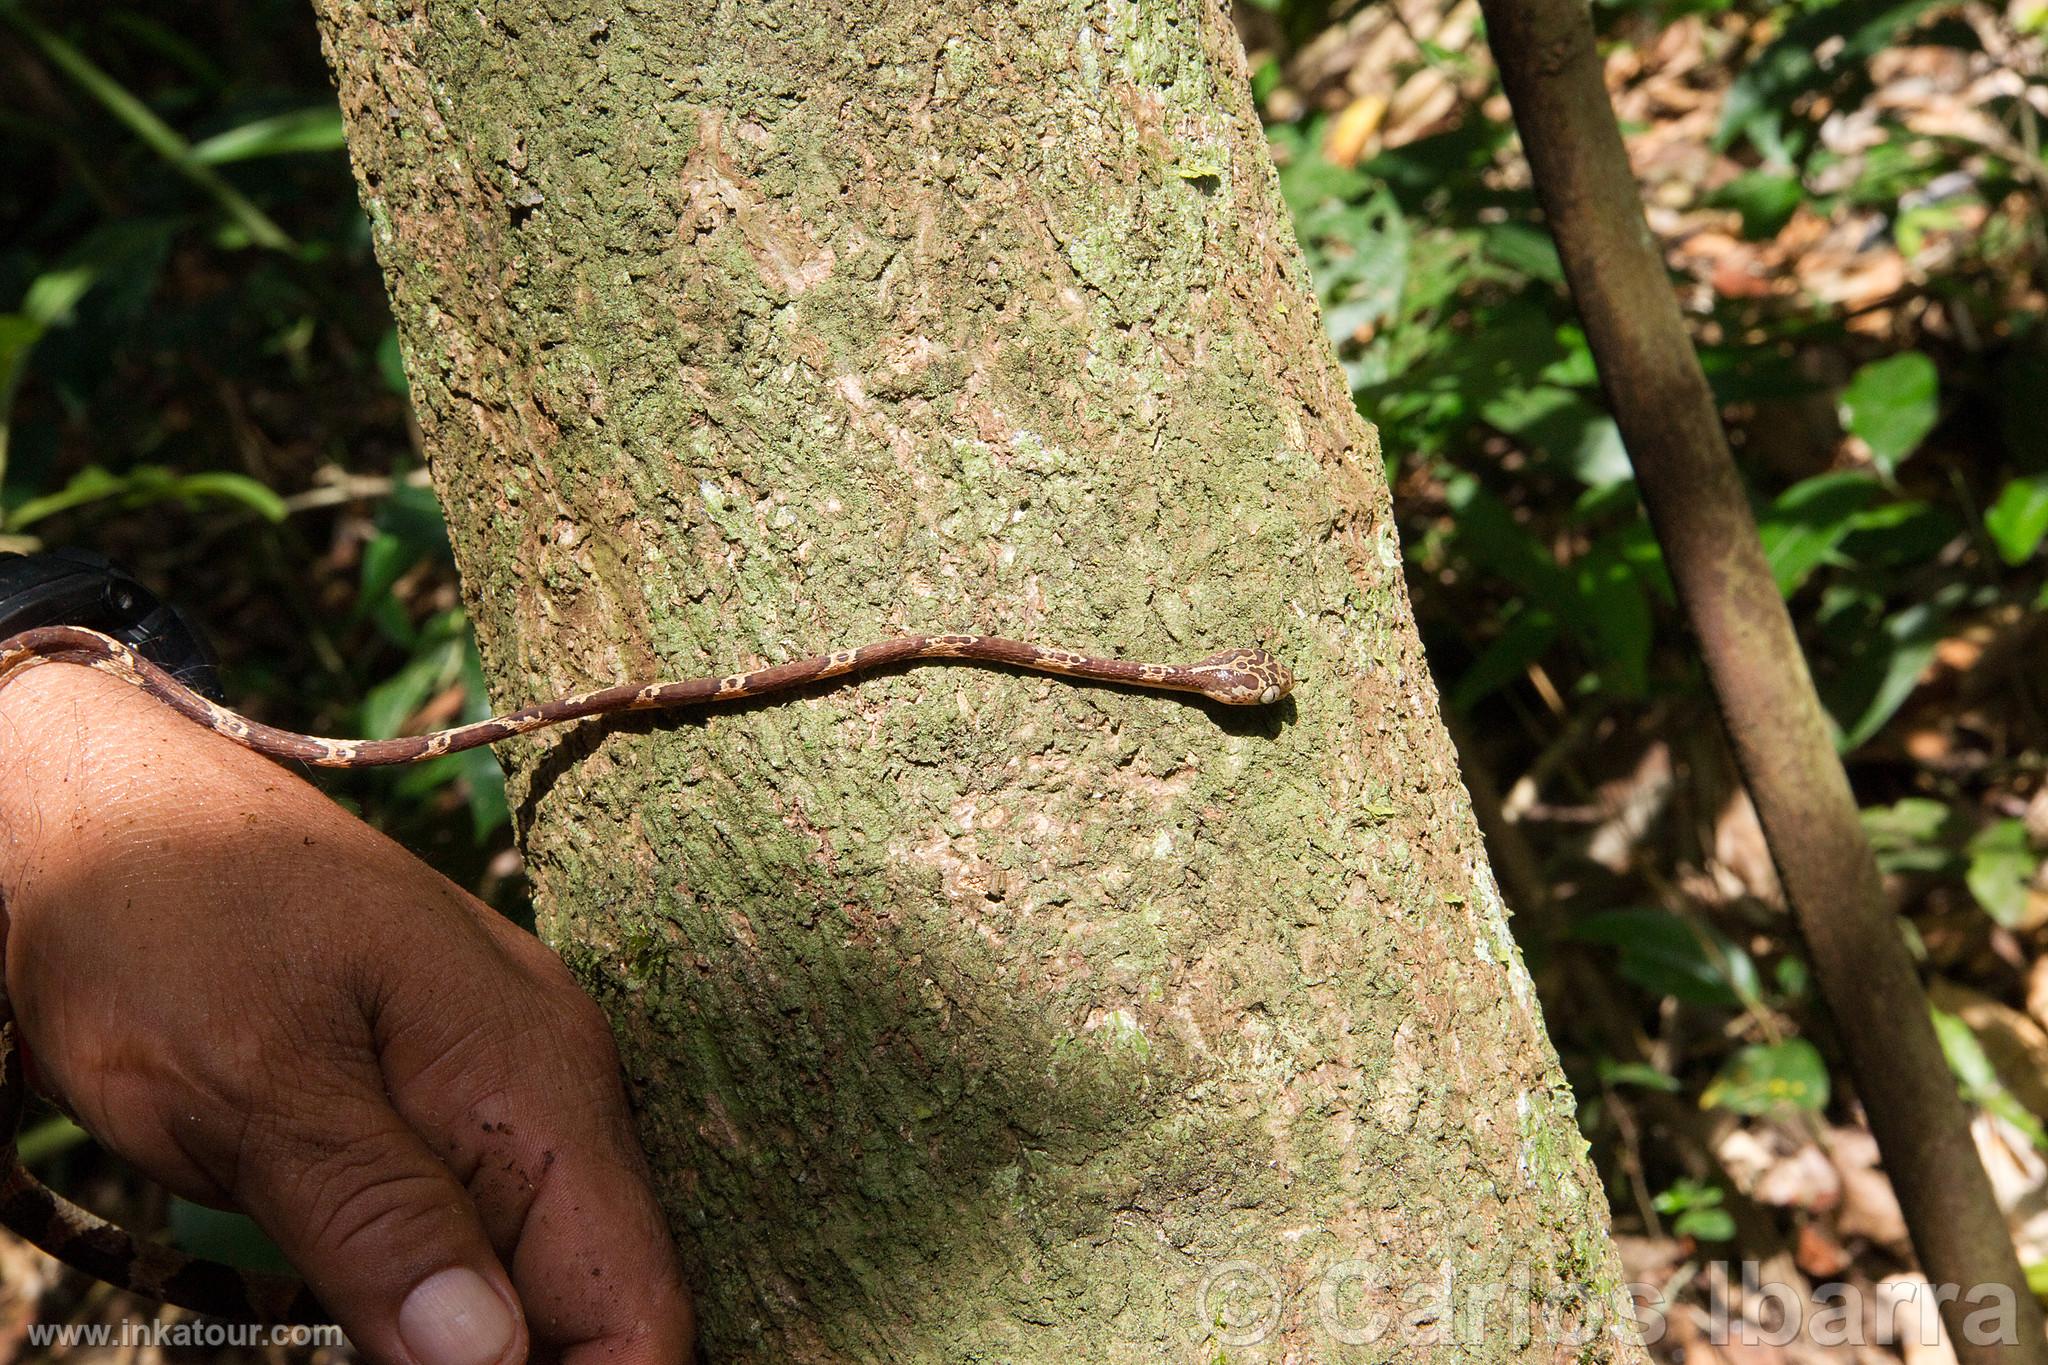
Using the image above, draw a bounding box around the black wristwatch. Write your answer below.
[0,549,224,701]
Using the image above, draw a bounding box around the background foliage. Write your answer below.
[2,0,2046,1355]
[1240,0,2048,1348]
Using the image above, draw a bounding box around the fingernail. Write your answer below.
[398,1267,519,1365]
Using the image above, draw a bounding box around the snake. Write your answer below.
[0,622,1293,1323]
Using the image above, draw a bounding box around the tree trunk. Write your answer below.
[313,1,1648,1359]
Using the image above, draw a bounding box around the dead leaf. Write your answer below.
[1323,94,1386,168]
[1793,1222,1853,1280]
[1878,1273,1960,1365]
[1830,1129,1910,1247]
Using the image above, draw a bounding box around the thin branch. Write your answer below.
[1478,4,2045,1361]
[282,467,433,514]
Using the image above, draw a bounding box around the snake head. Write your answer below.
[1188,648,1294,706]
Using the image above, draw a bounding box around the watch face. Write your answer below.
[0,551,224,701]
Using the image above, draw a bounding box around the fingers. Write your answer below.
[230,1082,528,1365]
[375,933,695,1364]
[508,1095,695,1362]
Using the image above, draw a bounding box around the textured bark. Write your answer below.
[313,1,1648,1359]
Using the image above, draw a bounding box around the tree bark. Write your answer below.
[313,1,1649,1359]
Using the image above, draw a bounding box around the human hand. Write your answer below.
[0,661,692,1365]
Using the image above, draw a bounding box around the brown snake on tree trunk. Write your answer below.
[0,622,1293,1324]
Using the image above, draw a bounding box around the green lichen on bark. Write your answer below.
[315,0,1648,1359]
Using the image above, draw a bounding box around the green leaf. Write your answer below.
[0,312,44,487]
[457,632,508,837]
[1934,1007,1998,1091]
[5,465,125,529]
[376,328,411,397]
[1709,169,1806,239]
[190,106,347,164]
[1604,516,1673,604]
[1934,1008,2048,1151]
[379,478,454,558]
[1719,37,1810,160]
[1304,191,1409,345]
[1249,55,1283,106]
[360,654,452,740]
[458,743,510,838]
[15,1115,90,1167]
[7,221,179,344]
[1538,323,1601,391]
[1479,222,1564,284]
[1362,304,1564,416]
[1673,1203,1737,1242]
[43,219,178,325]
[6,464,285,532]
[1479,384,1632,488]
[1701,1040,1830,1115]
[1654,1178,1735,1242]
[1270,122,1370,219]
[168,472,288,522]
[1443,471,1653,691]
[0,315,40,374]
[1757,472,1882,595]
[21,264,98,327]
[1443,476,1579,621]
[0,219,180,487]
[358,612,467,740]
[1597,1059,1682,1093]
[355,480,454,640]
[168,1201,292,1274]
[1840,352,1939,477]
[359,532,415,613]
[1827,600,1943,752]
[1862,797,1957,874]
[1895,200,1973,260]
[1984,475,2048,566]
[1576,531,1653,697]
[1839,497,1956,567]
[1966,820,2040,929]
[1571,908,1762,1009]
[381,625,506,839]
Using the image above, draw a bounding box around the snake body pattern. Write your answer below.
[0,622,1293,1324]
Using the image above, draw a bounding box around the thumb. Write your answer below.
[229,1084,529,1365]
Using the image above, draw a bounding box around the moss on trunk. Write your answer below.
[314,0,1648,1358]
